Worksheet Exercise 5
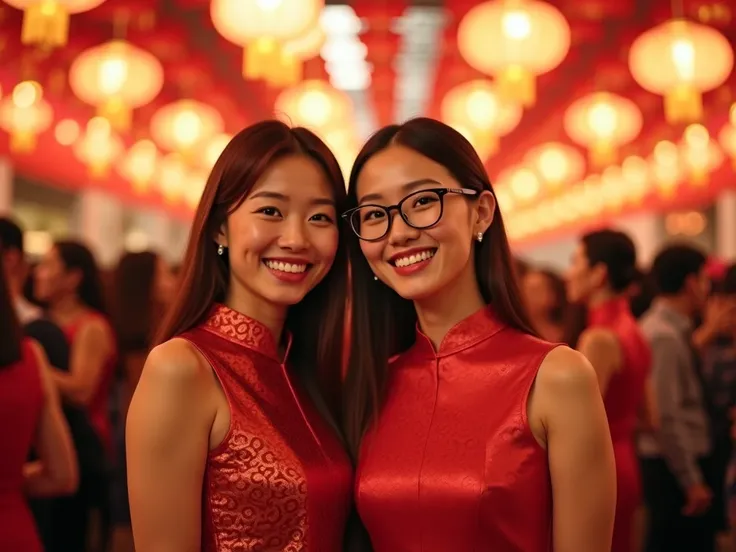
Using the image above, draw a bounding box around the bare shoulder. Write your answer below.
[536,346,600,401]
[142,338,212,391]
[578,327,619,351]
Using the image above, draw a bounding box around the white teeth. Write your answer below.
[264,260,308,273]
[393,250,435,268]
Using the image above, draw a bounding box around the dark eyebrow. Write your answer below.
[249,191,335,207]
[358,178,442,204]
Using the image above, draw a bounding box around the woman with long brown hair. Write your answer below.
[126,120,352,551]
[342,118,616,551]
[109,251,177,552]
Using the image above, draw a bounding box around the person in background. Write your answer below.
[638,243,714,552]
[108,251,177,552]
[522,267,568,343]
[565,228,656,552]
[693,263,736,544]
[0,243,78,551]
[127,121,353,551]
[33,240,118,551]
[0,217,104,552]
[343,118,615,551]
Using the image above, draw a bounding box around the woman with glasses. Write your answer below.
[342,118,616,551]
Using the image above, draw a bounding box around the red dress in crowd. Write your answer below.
[356,306,559,551]
[0,339,45,552]
[589,297,651,552]
[179,304,353,551]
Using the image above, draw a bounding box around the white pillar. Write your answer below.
[615,212,662,267]
[73,188,124,269]
[715,190,736,262]
[167,219,192,264]
[127,208,172,256]
[0,156,14,215]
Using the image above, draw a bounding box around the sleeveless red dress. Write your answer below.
[62,312,117,455]
[356,306,558,551]
[0,339,45,552]
[180,304,353,551]
[588,298,651,552]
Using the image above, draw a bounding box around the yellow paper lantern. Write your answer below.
[457,0,571,107]
[563,92,643,168]
[69,40,164,131]
[0,81,53,152]
[203,133,233,170]
[3,0,107,48]
[274,80,352,131]
[73,117,124,178]
[497,165,541,203]
[150,99,224,159]
[117,139,160,193]
[629,19,734,124]
[210,0,323,80]
[523,142,585,190]
[441,80,523,157]
[157,152,188,203]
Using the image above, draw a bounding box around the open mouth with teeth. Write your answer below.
[390,248,437,268]
[262,260,311,274]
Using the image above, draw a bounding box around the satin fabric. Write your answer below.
[356,306,558,551]
[588,297,651,552]
[181,304,352,552]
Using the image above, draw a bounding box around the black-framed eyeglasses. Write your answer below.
[342,187,479,242]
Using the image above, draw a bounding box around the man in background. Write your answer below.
[638,243,715,552]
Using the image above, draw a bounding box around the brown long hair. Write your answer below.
[342,117,537,457]
[55,240,108,315]
[154,120,348,419]
[0,244,23,368]
[112,251,159,354]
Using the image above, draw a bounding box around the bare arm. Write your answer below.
[534,346,617,552]
[53,318,112,406]
[23,340,78,497]
[577,328,621,397]
[126,339,217,552]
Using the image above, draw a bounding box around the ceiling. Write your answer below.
[0,0,734,234]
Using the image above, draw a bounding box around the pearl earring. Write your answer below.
[374,275,378,281]
[476,232,483,243]
[217,244,225,256]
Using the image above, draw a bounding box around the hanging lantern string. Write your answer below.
[671,0,685,19]
[113,11,130,40]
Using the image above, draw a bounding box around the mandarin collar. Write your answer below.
[409,305,506,359]
[202,303,291,363]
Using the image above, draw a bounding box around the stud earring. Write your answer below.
[374,275,378,281]
[476,232,483,243]
[217,244,225,256]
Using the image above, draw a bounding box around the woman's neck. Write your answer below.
[49,294,87,325]
[587,288,616,309]
[224,288,287,345]
[414,267,486,350]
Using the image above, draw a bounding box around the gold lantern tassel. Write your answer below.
[497,65,535,108]
[10,132,36,153]
[589,142,617,169]
[267,54,302,88]
[664,85,703,124]
[89,161,110,179]
[21,1,70,49]
[243,38,282,80]
[98,98,132,132]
